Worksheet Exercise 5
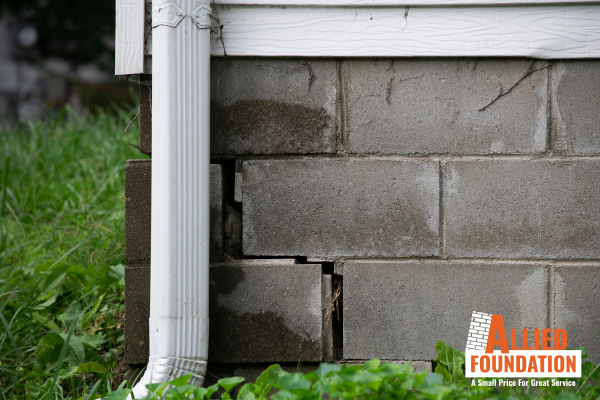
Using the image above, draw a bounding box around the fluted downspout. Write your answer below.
[131,0,211,397]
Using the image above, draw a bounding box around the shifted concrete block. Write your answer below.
[124,265,150,364]
[210,58,337,155]
[209,259,326,363]
[344,59,547,155]
[125,259,330,365]
[445,160,600,259]
[343,261,548,360]
[553,61,600,154]
[125,160,151,263]
[124,161,224,262]
[242,159,439,257]
[554,264,600,363]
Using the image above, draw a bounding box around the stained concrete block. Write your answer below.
[124,266,150,364]
[445,160,600,259]
[242,159,439,257]
[553,61,600,154]
[124,161,224,262]
[209,259,326,363]
[125,160,151,263]
[210,58,337,155]
[554,265,600,363]
[343,261,548,360]
[125,259,329,365]
[345,59,547,155]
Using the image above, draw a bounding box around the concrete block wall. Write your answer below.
[125,59,600,372]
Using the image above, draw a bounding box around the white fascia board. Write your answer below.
[115,0,145,75]
[214,4,600,58]
[217,0,600,4]
[142,2,600,66]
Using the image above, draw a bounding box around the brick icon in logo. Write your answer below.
[465,311,492,351]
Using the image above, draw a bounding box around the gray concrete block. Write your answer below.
[209,259,324,363]
[124,265,150,364]
[124,161,224,262]
[242,159,439,257]
[445,160,600,258]
[554,264,600,363]
[343,261,548,360]
[125,160,151,263]
[210,58,337,155]
[553,61,600,154]
[345,59,547,155]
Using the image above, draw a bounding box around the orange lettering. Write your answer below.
[567,355,576,373]
[554,355,564,373]
[522,329,533,350]
[528,355,538,372]
[534,328,540,350]
[486,315,509,353]
[555,329,567,350]
[537,355,547,372]
[481,355,490,372]
[517,356,526,372]
[542,329,552,350]
[471,355,478,373]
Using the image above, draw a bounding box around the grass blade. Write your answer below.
[0,155,10,218]
[82,380,102,400]
[0,308,20,363]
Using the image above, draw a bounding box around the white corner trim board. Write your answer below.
[115,0,145,75]
[129,0,211,397]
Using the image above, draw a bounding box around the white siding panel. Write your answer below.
[203,5,600,58]
[116,0,145,75]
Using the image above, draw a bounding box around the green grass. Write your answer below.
[0,106,143,399]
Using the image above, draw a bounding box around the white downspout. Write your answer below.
[131,0,211,398]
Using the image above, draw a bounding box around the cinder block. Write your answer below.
[209,259,325,363]
[125,160,151,263]
[343,261,548,360]
[242,159,439,257]
[344,59,547,155]
[554,265,600,363]
[210,58,336,155]
[445,160,600,258]
[124,161,224,262]
[553,61,600,154]
[125,265,150,364]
